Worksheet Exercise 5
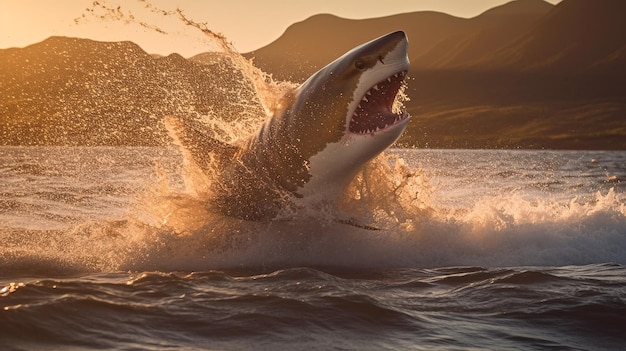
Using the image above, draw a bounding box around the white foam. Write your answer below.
[109,150,626,272]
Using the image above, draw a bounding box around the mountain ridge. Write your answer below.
[244,0,556,79]
[243,0,625,149]
[477,0,626,73]
[1,0,625,149]
[0,36,264,146]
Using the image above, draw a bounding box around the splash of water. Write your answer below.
[3,3,625,276]
[2,146,625,275]
[78,0,296,123]
[66,1,433,272]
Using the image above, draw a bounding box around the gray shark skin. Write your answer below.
[167,31,411,220]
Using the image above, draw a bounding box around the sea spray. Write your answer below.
[2,147,626,274]
[3,3,624,275]
[340,153,431,231]
[78,1,425,235]
[79,0,296,132]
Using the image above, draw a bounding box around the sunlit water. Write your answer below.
[1,147,625,350]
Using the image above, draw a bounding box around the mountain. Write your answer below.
[1,0,625,149]
[415,0,554,69]
[246,0,625,76]
[245,0,554,80]
[246,12,463,81]
[407,0,626,149]
[477,0,626,73]
[0,36,263,146]
[244,0,626,149]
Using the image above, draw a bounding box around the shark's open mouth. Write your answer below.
[349,71,409,134]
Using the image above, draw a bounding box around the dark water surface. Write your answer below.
[2,266,626,350]
[1,147,626,350]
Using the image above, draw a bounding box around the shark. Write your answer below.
[166,31,411,221]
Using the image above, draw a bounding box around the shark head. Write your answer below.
[274,31,411,196]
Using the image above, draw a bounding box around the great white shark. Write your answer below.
[166,31,411,221]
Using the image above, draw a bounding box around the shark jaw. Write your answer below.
[348,70,409,135]
[345,31,410,138]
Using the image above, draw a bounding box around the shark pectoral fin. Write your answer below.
[334,218,381,231]
[164,116,239,172]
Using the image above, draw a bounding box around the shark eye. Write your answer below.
[354,60,366,70]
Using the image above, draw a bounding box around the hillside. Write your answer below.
[244,0,553,80]
[477,0,626,73]
[245,12,465,81]
[416,0,554,69]
[245,0,626,149]
[1,0,625,149]
[0,36,264,146]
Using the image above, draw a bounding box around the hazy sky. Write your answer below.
[1,0,561,56]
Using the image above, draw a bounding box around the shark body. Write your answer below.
[167,31,411,220]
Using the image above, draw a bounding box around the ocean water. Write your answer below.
[1,147,625,350]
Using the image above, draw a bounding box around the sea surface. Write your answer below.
[1,147,625,350]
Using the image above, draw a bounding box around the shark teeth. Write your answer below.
[349,71,409,135]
